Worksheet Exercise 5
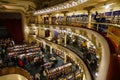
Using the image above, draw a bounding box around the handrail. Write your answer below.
[35,37,92,80]
[27,24,111,80]
[0,74,27,80]
[35,22,120,28]
[90,22,120,55]
[80,22,120,28]
[0,67,33,80]
[36,22,120,55]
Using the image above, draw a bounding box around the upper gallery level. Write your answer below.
[25,0,120,57]
[0,0,120,80]
[24,0,120,58]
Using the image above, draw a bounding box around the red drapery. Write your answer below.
[1,19,23,44]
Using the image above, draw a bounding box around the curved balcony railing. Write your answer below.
[0,67,33,80]
[34,37,92,80]
[85,22,120,55]
[35,22,120,55]
[27,24,111,80]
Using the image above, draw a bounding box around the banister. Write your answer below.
[35,37,92,80]
[0,67,33,80]
[27,24,110,80]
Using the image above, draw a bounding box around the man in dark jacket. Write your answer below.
[94,11,107,32]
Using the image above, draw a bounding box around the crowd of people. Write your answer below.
[8,52,44,68]
[94,11,108,33]
[0,38,44,80]
[0,38,15,67]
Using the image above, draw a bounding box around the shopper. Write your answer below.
[23,56,27,65]
[94,11,107,32]
[35,73,40,80]
[4,56,9,67]
[12,56,18,66]
[11,38,15,46]
[27,55,32,64]
[18,58,24,67]
[81,40,88,54]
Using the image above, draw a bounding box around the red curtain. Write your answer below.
[2,19,23,44]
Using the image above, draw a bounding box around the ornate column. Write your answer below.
[34,15,38,24]
[48,14,52,24]
[62,11,68,25]
[64,34,67,46]
[39,28,45,38]
[64,52,67,63]
[84,6,94,28]
[88,11,92,28]
[43,43,46,52]
[37,15,42,24]
[50,30,54,39]
[50,46,53,55]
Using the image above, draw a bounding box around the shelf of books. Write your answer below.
[46,63,72,80]
[7,45,41,57]
[52,48,65,59]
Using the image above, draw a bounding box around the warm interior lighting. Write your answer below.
[105,4,110,9]
[102,3,115,9]
[34,0,88,15]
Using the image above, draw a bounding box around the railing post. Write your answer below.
[84,6,94,28]
[106,24,109,37]
[48,13,52,24]
[87,11,92,28]
[64,52,67,63]
[97,23,99,31]
[50,46,53,55]
[62,11,68,25]
[43,43,46,53]
[64,34,67,46]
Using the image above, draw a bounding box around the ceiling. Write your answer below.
[0,0,120,13]
[60,0,120,12]
[0,0,70,11]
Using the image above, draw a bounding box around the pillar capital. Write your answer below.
[61,11,69,15]
[84,6,94,12]
[47,13,52,24]
[84,6,94,28]
[47,13,52,16]
[61,11,69,25]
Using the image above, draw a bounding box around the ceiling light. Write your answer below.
[34,0,88,15]
[102,3,114,9]
[105,4,110,9]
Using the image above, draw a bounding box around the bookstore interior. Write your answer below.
[0,0,120,80]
